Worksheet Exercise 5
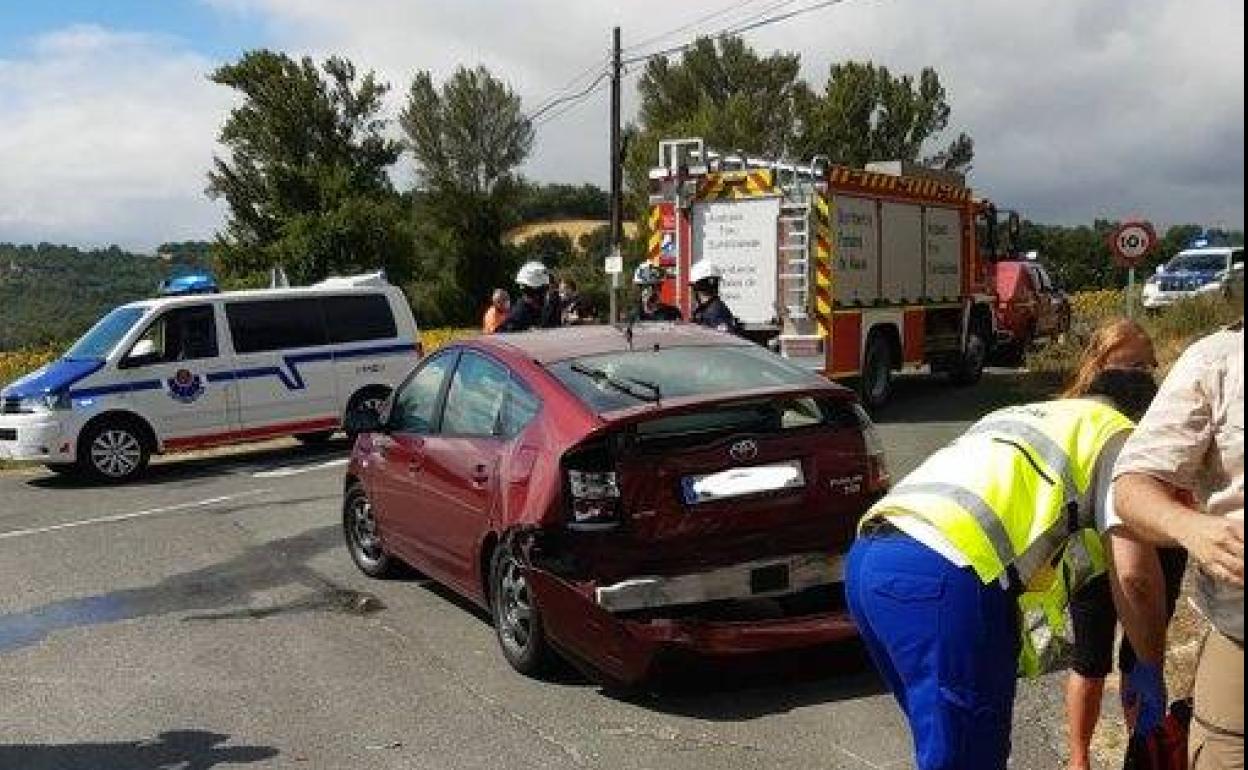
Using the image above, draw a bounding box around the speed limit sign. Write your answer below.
[1109,221,1157,268]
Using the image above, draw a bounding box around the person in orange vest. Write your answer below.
[482,288,510,334]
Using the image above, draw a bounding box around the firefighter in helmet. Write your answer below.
[498,261,556,333]
[628,263,682,323]
[689,261,740,333]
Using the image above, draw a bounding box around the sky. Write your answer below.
[0,0,1243,251]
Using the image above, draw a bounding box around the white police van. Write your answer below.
[0,273,421,482]
[1142,244,1245,310]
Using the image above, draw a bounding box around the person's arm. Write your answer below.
[1107,530,1168,665]
[1116,474,1245,586]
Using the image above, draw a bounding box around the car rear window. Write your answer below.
[548,345,827,413]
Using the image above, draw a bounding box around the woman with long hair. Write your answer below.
[1061,319,1188,770]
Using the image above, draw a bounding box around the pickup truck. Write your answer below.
[992,256,1071,365]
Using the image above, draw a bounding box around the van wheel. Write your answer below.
[491,548,554,677]
[343,482,402,578]
[344,387,391,441]
[295,431,335,445]
[858,333,895,411]
[79,419,150,483]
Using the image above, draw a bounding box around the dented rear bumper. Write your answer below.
[525,555,858,686]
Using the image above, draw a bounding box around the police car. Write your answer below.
[0,272,421,482]
[1142,242,1245,310]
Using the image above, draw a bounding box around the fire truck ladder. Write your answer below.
[777,201,812,320]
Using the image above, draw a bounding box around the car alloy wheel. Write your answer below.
[348,493,383,569]
[89,428,143,479]
[497,552,535,657]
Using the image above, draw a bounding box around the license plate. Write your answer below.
[681,460,805,505]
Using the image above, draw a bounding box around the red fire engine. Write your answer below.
[647,138,1012,408]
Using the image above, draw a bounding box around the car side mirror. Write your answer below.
[121,339,160,369]
[1154,265,1166,275]
[344,408,385,436]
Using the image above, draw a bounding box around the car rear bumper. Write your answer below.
[0,413,74,463]
[526,553,858,686]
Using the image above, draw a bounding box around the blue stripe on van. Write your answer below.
[67,342,418,399]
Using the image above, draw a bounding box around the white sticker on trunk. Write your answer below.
[681,460,806,505]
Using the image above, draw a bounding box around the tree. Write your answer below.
[207,51,410,284]
[793,62,973,171]
[400,66,533,313]
[636,37,803,157]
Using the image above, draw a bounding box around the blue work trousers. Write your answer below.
[846,532,1021,770]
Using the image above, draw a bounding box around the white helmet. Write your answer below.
[689,260,723,285]
[515,261,550,289]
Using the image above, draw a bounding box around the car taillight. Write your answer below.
[852,403,892,493]
[567,470,622,530]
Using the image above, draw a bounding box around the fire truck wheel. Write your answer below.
[953,327,989,386]
[859,333,895,411]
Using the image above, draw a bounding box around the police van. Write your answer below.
[0,273,421,482]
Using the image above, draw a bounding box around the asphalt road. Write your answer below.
[0,370,1079,770]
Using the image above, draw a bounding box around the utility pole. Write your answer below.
[608,25,623,324]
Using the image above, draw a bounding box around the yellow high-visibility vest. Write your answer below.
[861,398,1134,676]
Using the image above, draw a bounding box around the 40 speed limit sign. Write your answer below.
[1109,221,1157,268]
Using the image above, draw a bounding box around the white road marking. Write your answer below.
[0,490,270,541]
[251,457,348,479]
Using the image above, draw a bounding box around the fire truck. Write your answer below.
[647,137,1013,409]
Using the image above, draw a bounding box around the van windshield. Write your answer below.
[1168,253,1227,272]
[64,306,147,360]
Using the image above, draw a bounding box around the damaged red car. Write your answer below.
[341,324,889,686]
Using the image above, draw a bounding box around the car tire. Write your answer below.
[78,418,150,483]
[952,326,989,386]
[343,481,402,579]
[490,547,555,677]
[858,332,894,411]
[295,430,336,445]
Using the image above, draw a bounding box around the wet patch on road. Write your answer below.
[0,524,371,654]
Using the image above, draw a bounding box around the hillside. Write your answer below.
[0,243,211,350]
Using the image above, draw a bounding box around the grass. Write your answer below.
[1027,290,1244,382]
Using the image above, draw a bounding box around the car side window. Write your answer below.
[126,305,218,366]
[1232,249,1244,267]
[390,352,454,435]
[499,377,541,439]
[441,352,511,437]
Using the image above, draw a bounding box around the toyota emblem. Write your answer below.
[729,439,759,463]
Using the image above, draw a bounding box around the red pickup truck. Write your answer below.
[992,256,1071,364]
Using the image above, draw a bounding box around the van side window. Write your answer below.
[227,299,327,354]
[324,295,397,343]
[127,305,218,365]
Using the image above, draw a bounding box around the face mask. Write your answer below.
[1087,367,1160,420]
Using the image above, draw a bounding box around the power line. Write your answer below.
[622,0,845,66]
[525,70,610,124]
[525,56,610,119]
[622,0,768,56]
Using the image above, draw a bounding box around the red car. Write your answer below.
[341,324,888,687]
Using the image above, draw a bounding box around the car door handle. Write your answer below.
[470,464,490,485]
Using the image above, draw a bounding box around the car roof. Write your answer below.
[474,323,754,365]
[1177,246,1239,256]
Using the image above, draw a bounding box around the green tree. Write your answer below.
[400,66,533,317]
[793,62,973,171]
[207,51,410,284]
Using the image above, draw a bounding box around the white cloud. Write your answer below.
[2,1,1243,250]
[0,25,232,250]
[216,0,1243,229]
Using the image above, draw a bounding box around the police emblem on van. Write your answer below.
[167,369,205,404]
